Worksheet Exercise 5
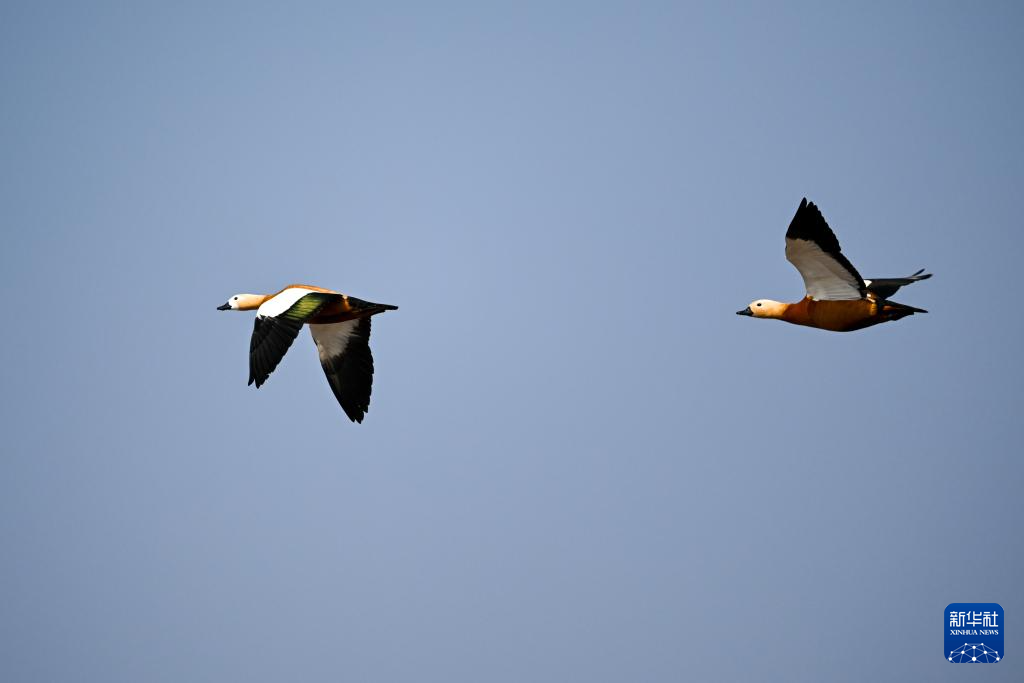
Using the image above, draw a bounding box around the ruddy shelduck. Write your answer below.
[217,284,397,422]
[738,198,931,332]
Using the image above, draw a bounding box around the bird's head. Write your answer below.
[736,299,787,319]
[217,294,264,311]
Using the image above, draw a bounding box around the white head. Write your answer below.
[217,293,265,311]
[736,299,787,319]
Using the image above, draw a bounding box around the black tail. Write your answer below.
[865,269,932,299]
[369,303,398,315]
[882,299,928,321]
[347,297,398,315]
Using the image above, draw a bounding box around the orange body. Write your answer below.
[781,297,912,332]
[310,298,360,324]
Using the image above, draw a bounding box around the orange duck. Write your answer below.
[218,285,397,422]
[738,199,931,332]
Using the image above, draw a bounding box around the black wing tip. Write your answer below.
[789,196,821,225]
[797,196,817,214]
[339,395,371,423]
[786,196,841,250]
[798,197,826,213]
[344,407,367,423]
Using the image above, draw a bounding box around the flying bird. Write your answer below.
[218,284,397,422]
[737,198,931,332]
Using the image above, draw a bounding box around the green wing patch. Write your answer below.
[281,292,337,321]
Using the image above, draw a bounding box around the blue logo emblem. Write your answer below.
[945,603,1003,663]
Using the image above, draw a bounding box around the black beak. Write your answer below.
[217,302,231,311]
[736,307,753,316]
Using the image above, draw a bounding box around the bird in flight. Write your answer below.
[218,284,397,422]
[737,198,931,332]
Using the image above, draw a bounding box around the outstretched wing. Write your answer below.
[310,317,375,423]
[784,198,866,301]
[864,269,932,300]
[249,289,339,388]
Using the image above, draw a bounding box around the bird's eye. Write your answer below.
[233,296,238,301]
[756,302,762,307]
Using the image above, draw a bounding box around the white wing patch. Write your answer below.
[257,287,317,318]
[785,238,863,301]
[309,320,360,362]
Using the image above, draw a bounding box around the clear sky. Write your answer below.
[2,2,1022,681]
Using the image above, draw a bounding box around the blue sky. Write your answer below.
[2,2,1022,681]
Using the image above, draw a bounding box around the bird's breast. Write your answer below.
[784,298,879,332]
